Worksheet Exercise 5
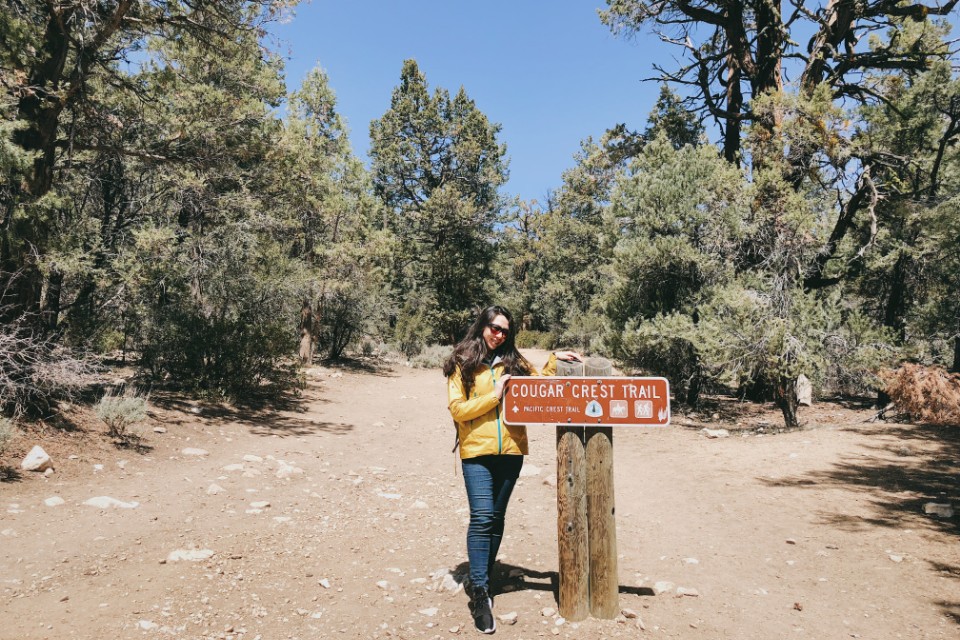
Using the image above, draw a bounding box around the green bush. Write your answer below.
[96,391,148,439]
[515,330,555,350]
[410,344,452,369]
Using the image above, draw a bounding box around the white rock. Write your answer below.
[888,554,904,563]
[498,611,518,625]
[653,581,675,595]
[276,464,304,479]
[153,427,167,434]
[372,422,386,427]
[683,557,699,564]
[796,374,812,406]
[206,483,226,495]
[378,492,402,500]
[21,446,53,472]
[438,572,462,593]
[83,496,139,509]
[93,464,103,472]
[44,497,65,507]
[243,455,263,463]
[138,620,159,630]
[319,578,331,589]
[923,502,954,518]
[249,501,270,509]
[419,607,439,617]
[541,607,557,617]
[555,617,566,626]
[519,464,541,477]
[181,448,208,456]
[376,580,390,590]
[222,464,244,472]
[413,500,429,509]
[43,468,54,476]
[1,528,16,536]
[701,428,730,439]
[677,587,700,597]
[166,548,214,562]
[621,608,639,619]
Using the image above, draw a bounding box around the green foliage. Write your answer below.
[409,344,453,369]
[96,391,148,440]
[515,330,555,350]
[370,60,507,343]
[645,85,703,149]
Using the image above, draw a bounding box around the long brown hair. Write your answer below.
[442,305,533,398]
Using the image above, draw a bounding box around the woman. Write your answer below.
[443,305,580,634]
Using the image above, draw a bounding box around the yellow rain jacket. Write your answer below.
[448,353,558,459]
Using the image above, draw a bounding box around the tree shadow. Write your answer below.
[0,466,22,483]
[150,384,353,438]
[758,422,960,538]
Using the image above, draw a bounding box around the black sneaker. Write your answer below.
[468,586,496,634]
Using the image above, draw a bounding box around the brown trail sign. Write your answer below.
[502,376,670,427]
[512,358,672,621]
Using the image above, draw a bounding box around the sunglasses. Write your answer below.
[487,323,509,336]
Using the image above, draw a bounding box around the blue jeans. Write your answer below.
[461,454,524,591]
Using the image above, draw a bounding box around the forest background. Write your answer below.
[1,0,959,434]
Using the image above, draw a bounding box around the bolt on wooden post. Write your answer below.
[556,357,588,621]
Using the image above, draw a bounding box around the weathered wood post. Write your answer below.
[583,357,619,619]
[556,358,588,621]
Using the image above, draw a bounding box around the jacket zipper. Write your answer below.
[490,363,502,454]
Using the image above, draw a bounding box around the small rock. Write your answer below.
[44,468,54,476]
[243,455,263,463]
[249,501,270,509]
[888,554,903,563]
[44,497,65,507]
[153,427,167,434]
[701,428,729,439]
[319,578,331,589]
[206,483,226,495]
[498,611,518,625]
[181,448,209,456]
[541,607,557,617]
[222,464,244,472]
[419,607,439,617]
[923,502,954,518]
[21,446,53,472]
[621,608,638,619]
[83,496,139,509]
[276,464,304,479]
[166,548,214,562]
[786,538,797,545]
[653,581,675,595]
[378,493,402,500]
[683,557,699,564]
[138,620,159,631]
[376,580,390,590]
[449,626,460,633]
[413,500,429,509]
[677,587,700,597]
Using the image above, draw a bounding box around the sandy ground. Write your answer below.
[1,350,958,640]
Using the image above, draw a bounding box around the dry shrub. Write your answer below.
[96,390,149,440]
[881,364,960,426]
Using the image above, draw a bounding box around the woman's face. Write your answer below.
[482,314,510,352]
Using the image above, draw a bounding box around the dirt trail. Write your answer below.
[1,351,958,639]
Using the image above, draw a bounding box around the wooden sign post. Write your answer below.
[505,359,671,620]
[556,358,588,621]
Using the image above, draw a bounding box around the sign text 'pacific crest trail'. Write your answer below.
[502,376,671,427]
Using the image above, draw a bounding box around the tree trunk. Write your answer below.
[298,301,314,365]
[952,316,960,374]
[776,375,800,429]
[40,266,64,332]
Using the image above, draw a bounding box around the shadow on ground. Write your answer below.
[0,466,22,483]
[151,384,354,438]
[759,421,959,537]
[451,561,655,603]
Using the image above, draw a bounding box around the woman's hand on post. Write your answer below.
[554,350,583,362]
[495,374,512,399]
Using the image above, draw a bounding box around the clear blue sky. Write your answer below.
[272,1,671,204]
